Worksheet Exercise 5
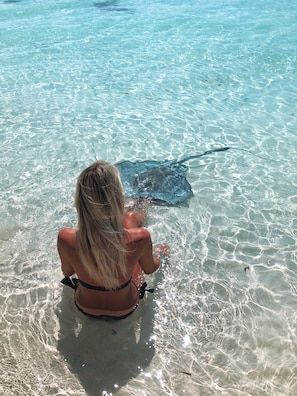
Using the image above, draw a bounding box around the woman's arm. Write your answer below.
[57,229,75,277]
[124,209,170,274]
[138,232,170,274]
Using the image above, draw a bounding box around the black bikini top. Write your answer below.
[61,276,154,299]
[79,277,132,291]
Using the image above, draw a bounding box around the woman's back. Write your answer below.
[57,160,168,319]
[58,222,156,315]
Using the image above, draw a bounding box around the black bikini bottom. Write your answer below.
[61,277,154,320]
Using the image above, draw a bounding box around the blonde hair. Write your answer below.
[75,160,127,289]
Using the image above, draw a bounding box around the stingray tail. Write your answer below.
[178,146,230,164]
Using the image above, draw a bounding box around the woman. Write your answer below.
[57,160,169,319]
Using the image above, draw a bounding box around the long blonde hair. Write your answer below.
[75,160,127,289]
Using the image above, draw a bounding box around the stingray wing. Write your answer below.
[116,160,192,204]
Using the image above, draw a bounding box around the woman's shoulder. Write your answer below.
[125,227,151,244]
[58,228,77,247]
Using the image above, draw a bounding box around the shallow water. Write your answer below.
[1,0,297,395]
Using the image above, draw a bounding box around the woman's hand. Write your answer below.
[154,244,170,257]
[153,244,170,265]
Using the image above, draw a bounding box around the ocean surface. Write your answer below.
[1,0,297,395]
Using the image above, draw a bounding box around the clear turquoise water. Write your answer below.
[1,0,297,395]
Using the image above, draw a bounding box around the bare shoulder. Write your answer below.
[125,227,151,243]
[58,228,76,247]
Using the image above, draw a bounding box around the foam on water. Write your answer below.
[1,0,297,395]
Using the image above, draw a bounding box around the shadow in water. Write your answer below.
[93,0,133,13]
[56,286,155,395]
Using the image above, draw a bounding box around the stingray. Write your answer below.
[93,0,133,12]
[116,147,230,205]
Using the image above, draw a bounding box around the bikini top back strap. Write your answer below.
[78,277,132,291]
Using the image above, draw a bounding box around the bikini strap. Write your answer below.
[139,282,155,299]
[61,276,155,299]
[61,276,79,290]
[73,277,132,291]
